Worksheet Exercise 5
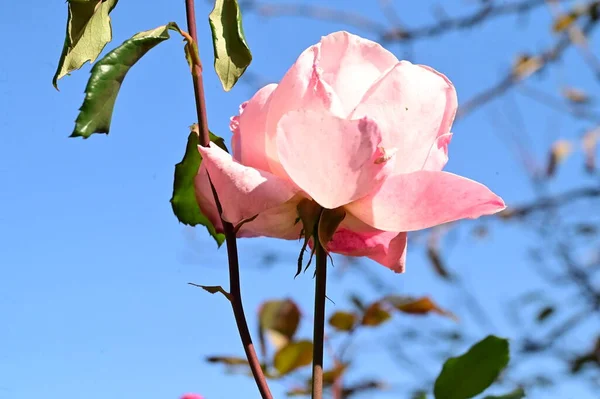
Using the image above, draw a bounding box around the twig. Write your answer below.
[185,0,210,147]
[544,0,600,84]
[254,2,388,34]
[518,84,600,123]
[383,0,570,42]
[500,187,600,219]
[249,0,571,43]
[184,1,273,398]
[557,244,600,310]
[458,18,598,119]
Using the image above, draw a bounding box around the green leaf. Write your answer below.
[259,299,301,355]
[208,0,252,91]
[361,302,391,327]
[328,311,357,332]
[273,340,313,375]
[483,388,526,399]
[412,391,428,399]
[53,0,119,88]
[171,126,226,246]
[434,335,510,399]
[385,296,457,320]
[71,22,181,138]
[189,283,231,301]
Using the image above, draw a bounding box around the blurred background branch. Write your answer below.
[199,0,600,397]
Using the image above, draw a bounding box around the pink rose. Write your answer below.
[195,31,505,272]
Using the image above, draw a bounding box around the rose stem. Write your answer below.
[312,240,328,399]
[184,1,273,398]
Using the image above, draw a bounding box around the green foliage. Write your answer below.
[434,335,510,399]
[71,23,181,138]
[483,388,526,399]
[273,340,313,375]
[258,299,301,355]
[385,295,456,320]
[208,0,252,91]
[328,311,357,332]
[361,302,391,327]
[53,0,119,88]
[171,126,226,246]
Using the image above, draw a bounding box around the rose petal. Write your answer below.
[318,31,399,115]
[231,83,278,173]
[423,133,453,172]
[236,195,304,240]
[277,111,392,209]
[194,164,224,233]
[328,228,407,273]
[196,166,302,239]
[346,170,506,232]
[351,62,458,174]
[194,143,300,227]
[265,42,344,177]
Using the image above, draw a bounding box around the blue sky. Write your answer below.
[1,1,599,398]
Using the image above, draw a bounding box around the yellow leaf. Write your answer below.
[361,302,391,326]
[328,311,357,331]
[546,139,573,177]
[273,340,313,375]
[582,128,600,173]
[552,12,579,33]
[512,54,542,79]
[562,87,590,104]
[385,296,457,320]
[258,299,301,355]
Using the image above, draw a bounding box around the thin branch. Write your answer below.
[383,0,571,42]
[184,1,273,398]
[518,84,600,123]
[458,18,599,118]
[500,187,600,219]
[544,0,600,84]
[185,0,210,147]
[557,244,600,310]
[249,0,572,43]
[252,2,388,34]
[377,0,405,29]
[520,311,590,354]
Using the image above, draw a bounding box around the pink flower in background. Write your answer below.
[195,31,505,272]
[181,394,203,399]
